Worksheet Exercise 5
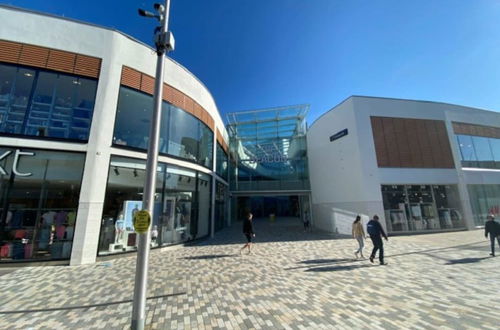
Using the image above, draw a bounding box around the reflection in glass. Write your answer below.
[113,87,214,168]
[216,143,228,180]
[457,134,500,169]
[467,184,500,226]
[98,157,212,255]
[228,105,310,192]
[0,63,97,140]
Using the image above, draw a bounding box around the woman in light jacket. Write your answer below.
[352,215,365,259]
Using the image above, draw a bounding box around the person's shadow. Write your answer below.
[445,257,489,265]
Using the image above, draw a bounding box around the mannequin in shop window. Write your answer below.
[114,212,125,244]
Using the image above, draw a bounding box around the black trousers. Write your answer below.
[370,235,384,263]
[490,235,500,255]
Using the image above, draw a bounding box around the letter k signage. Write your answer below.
[0,149,35,177]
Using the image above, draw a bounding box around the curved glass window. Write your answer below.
[216,143,228,180]
[113,86,215,169]
[167,106,199,162]
[0,63,97,140]
[98,156,212,256]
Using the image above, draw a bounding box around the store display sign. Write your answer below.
[133,210,151,234]
[0,149,35,177]
[329,129,348,142]
[123,200,142,230]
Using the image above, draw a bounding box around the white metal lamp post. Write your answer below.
[132,1,174,329]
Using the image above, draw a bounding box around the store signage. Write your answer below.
[0,149,35,177]
[330,128,348,142]
[133,210,151,234]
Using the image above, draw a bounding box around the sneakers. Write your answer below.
[369,256,374,263]
[380,262,388,266]
[490,253,495,257]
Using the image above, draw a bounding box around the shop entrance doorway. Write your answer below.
[235,195,311,222]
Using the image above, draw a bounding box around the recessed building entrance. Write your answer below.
[234,195,311,222]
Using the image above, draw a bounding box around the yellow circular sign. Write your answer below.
[133,210,151,234]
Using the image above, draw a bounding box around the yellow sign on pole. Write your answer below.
[133,210,151,234]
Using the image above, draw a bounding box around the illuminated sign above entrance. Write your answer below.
[0,149,35,177]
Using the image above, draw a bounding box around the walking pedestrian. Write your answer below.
[352,215,365,259]
[485,214,500,257]
[367,215,388,265]
[303,210,311,232]
[240,212,255,255]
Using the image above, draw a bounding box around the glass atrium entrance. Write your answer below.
[227,104,311,225]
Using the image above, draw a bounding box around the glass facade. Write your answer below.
[456,134,500,169]
[214,182,228,232]
[381,184,464,233]
[228,105,310,191]
[0,63,97,140]
[216,142,228,180]
[0,147,85,262]
[113,86,213,168]
[98,156,212,255]
[467,185,500,227]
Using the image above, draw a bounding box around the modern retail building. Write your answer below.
[0,5,230,265]
[307,96,500,235]
[1,6,500,266]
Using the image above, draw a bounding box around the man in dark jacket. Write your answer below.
[367,215,388,265]
[240,213,255,255]
[485,214,500,257]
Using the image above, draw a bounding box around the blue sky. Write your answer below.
[3,0,500,123]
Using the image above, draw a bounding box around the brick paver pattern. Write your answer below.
[0,217,498,329]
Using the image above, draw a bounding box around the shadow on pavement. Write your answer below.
[445,257,489,265]
[305,264,373,272]
[299,258,354,264]
[0,292,186,314]
[181,254,236,260]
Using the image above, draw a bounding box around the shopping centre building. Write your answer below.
[1,6,499,266]
[308,96,500,235]
[0,5,229,265]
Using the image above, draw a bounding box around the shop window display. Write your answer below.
[0,147,84,262]
[381,184,463,233]
[98,157,211,256]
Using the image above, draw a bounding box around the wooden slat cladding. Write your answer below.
[452,122,500,139]
[18,44,49,68]
[46,50,76,73]
[140,75,155,95]
[74,55,101,78]
[370,116,455,168]
[120,65,218,133]
[0,40,22,63]
[370,117,389,166]
[121,66,141,90]
[0,40,101,78]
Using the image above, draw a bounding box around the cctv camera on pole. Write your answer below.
[132,1,174,330]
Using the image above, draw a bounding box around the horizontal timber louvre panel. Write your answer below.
[370,116,454,168]
[0,40,101,78]
[452,122,500,139]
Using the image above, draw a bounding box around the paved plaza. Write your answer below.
[0,217,499,329]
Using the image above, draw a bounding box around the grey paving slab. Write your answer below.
[0,217,498,329]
